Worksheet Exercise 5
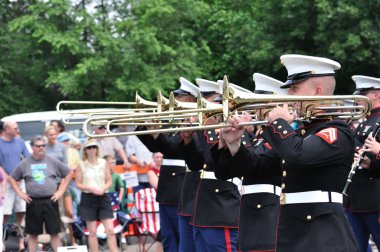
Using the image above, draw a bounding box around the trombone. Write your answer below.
[56,92,168,125]
[82,75,371,138]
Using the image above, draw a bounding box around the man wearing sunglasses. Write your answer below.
[345,75,380,252]
[214,54,358,251]
[8,135,72,252]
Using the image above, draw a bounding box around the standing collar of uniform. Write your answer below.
[368,106,380,118]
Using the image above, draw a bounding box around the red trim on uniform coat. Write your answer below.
[266,124,296,139]
[225,228,232,252]
[264,142,272,149]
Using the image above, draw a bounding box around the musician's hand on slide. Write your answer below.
[221,115,244,155]
[268,103,296,125]
[363,135,380,155]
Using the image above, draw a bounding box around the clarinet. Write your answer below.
[342,122,380,196]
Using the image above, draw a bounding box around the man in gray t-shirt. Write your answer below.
[8,135,71,252]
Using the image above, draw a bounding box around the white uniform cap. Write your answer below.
[280,54,341,88]
[352,75,380,95]
[214,80,253,102]
[216,80,253,94]
[195,78,220,96]
[253,73,287,95]
[173,77,199,97]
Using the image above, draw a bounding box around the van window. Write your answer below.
[1,111,86,142]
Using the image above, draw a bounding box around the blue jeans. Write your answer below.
[159,204,179,252]
[178,215,195,252]
[193,226,238,252]
[346,209,380,252]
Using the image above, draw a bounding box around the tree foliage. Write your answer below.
[1,0,380,117]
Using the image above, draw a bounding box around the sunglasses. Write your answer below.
[85,146,97,150]
[34,144,46,148]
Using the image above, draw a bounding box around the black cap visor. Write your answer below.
[201,91,217,98]
[353,87,379,95]
[254,90,274,94]
[173,89,192,96]
[281,71,335,89]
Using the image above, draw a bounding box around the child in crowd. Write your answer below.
[104,155,125,205]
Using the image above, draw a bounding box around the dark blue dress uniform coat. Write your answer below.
[213,119,358,252]
[212,133,281,252]
[138,132,186,204]
[181,129,253,228]
[348,107,380,211]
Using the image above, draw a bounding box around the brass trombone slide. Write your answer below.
[82,76,371,138]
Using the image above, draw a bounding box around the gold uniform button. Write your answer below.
[301,129,306,135]
[215,189,219,193]
[242,135,245,137]
[306,215,312,220]
[282,171,287,177]
[208,131,212,134]
[282,159,286,164]
[278,125,282,129]
[281,183,286,189]
[257,204,261,209]
[210,137,214,141]
[283,130,288,134]
[273,121,278,125]
[242,141,247,145]
[172,172,176,176]
[203,164,207,169]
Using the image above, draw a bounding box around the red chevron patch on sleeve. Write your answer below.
[315,127,338,144]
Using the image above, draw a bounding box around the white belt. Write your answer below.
[242,184,281,196]
[162,159,186,167]
[280,191,343,205]
[201,171,241,187]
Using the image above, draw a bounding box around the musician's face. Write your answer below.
[287,80,315,96]
[176,95,196,103]
[205,94,220,103]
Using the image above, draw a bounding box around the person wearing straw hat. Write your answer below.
[213,73,286,252]
[214,54,358,251]
[345,75,380,252]
[136,77,199,252]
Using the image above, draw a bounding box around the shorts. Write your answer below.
[25,197,61,235]
[79,193,113,221]
[3,181,26,215]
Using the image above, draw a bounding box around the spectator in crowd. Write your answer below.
[50,120,81,145]
[147,152,163,189]
[0,121,30,251]
[58,133,80,245]
[75,140,118,252]
[45,126,67,164]
[125,134,153,192]
[104,155,125,205]
[93,126,131,169]
[8,135,72,252]
[0,167,6,252]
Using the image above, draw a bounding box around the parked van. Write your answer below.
[1,111,86,142]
